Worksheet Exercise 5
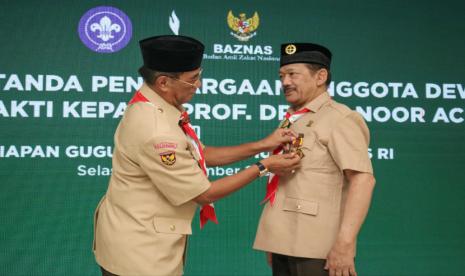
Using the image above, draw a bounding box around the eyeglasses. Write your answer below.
[167,70,202,88]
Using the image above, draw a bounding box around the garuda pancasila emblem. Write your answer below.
[227,10,259,42]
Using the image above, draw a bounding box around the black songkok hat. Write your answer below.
[280,43,332,69]
[139,35,205,72]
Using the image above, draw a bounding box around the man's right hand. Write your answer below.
[259,128,298,152]
[261,152,301,176]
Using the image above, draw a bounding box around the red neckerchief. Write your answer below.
[262,107,311,206]
[128,90,150,105]
[179,111,218,228]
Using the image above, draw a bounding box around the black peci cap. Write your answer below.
[280,43,332,68]
[139,35,205,72]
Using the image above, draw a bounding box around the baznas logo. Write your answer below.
[169,10,180,35]
[78,6,132,53]
[227,10,259,42]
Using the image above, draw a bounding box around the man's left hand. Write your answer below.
[325,239,357,276]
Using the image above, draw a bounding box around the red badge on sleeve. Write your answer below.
[154,142,178,150]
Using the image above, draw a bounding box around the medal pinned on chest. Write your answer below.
[283,133,305,158]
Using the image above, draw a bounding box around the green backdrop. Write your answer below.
[1,0,465,275]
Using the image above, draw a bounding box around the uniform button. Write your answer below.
[170,225,176,231]
[158,108,164,113]
[297,204,302,210]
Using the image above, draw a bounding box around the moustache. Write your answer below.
[283,86,296,93]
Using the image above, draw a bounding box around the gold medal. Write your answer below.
[293,134,305,158]
[283,133,305,158]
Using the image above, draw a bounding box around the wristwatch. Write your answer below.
[255,161,269,177]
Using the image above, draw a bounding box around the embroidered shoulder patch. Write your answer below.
[160,151,176,166]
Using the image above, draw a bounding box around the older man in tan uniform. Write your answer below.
[93,35,301,276]
[254,43,376,276]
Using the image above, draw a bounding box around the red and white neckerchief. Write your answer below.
[179,111,218,229]
[261,107,311,206]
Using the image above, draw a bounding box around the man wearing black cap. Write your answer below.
[92,35,301,276]
[254,43,376,276]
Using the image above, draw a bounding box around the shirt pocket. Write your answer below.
[282,197,319,216]
[153,216,193,235]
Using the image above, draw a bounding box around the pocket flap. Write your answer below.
[153,217,192,235]
[283,197,319,216]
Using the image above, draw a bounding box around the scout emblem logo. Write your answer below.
[78,6,132,53]
[160,151,176,166]
[227,10,259,42]
[285,44,297,55]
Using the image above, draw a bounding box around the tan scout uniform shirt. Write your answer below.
[254,92,373,259]
[93,84,210,275]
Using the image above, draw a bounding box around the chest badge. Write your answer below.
[306,120,314,127]
[283,133,305,158]
[160,151,176,166]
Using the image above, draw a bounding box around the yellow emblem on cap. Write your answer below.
[285,44,297,55]
[160,151,176,166]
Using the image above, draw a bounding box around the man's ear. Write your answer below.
[155,75,170,92]
[316,69,328,86]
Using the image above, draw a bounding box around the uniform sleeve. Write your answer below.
[138,135,211,206]
[328,111,373,174]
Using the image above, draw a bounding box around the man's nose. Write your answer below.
[281,75,292,86]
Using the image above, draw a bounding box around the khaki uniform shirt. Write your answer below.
[254,92,373,259]
[93,84,210,275]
